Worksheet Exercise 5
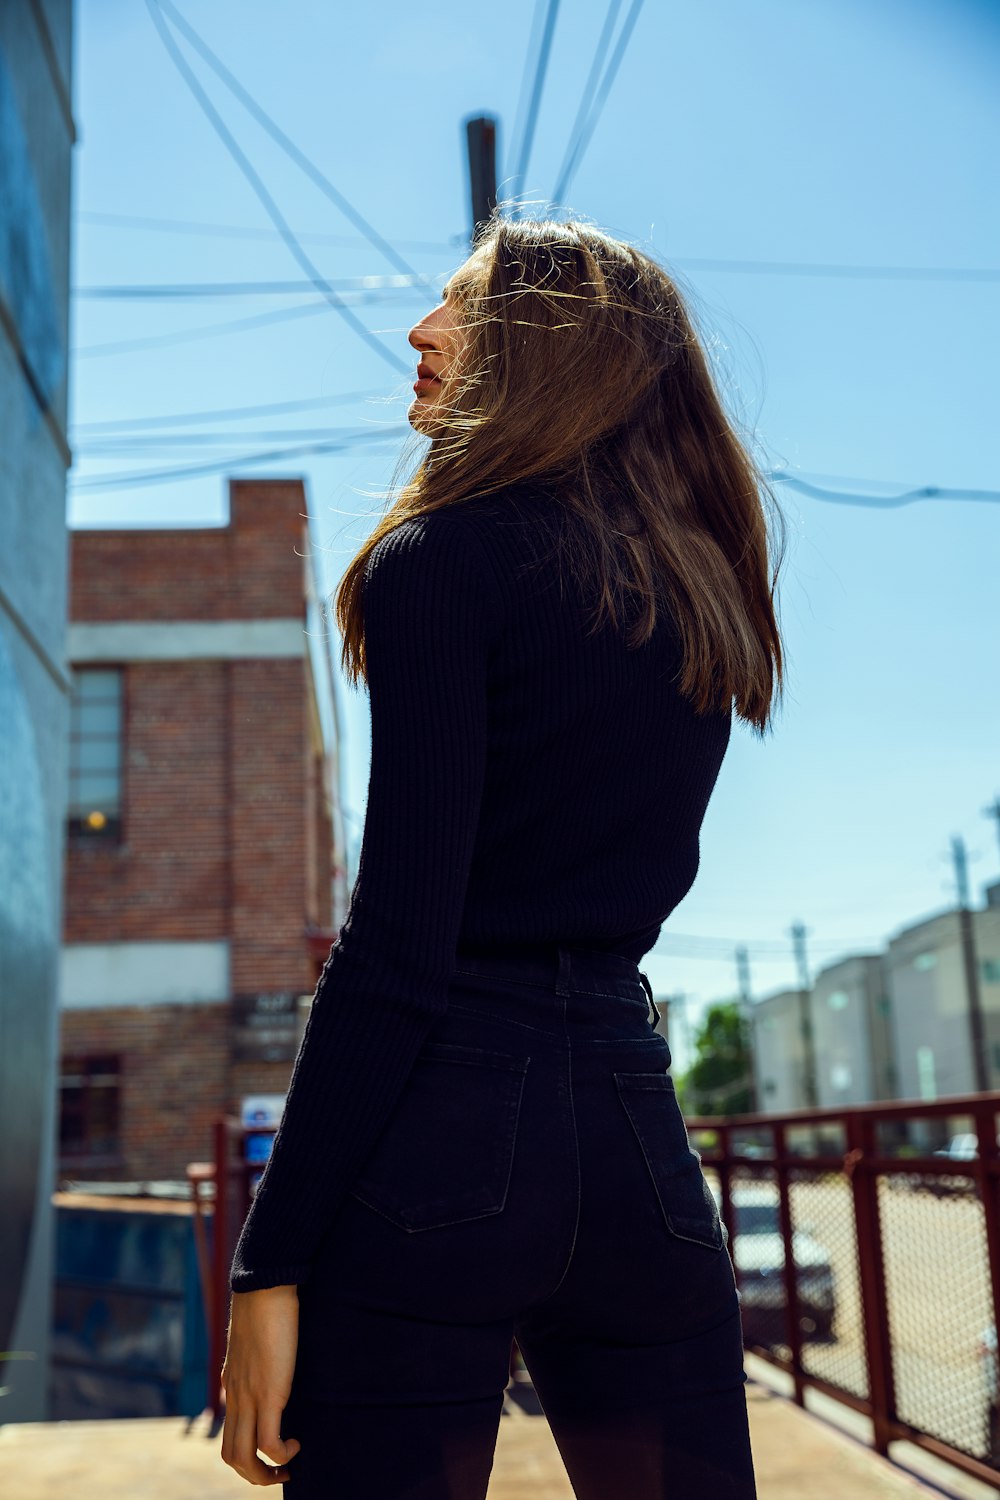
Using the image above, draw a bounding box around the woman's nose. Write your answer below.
[408,304,448,354]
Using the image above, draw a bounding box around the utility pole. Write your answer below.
[464,114,498,245]
[984,794,1000,868]
[952,834,989,1093]
[789,920,818,1106]
[734,945,760,1112]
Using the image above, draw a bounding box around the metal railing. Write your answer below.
[187,1119,257,1421]
[686,1090,1000,1490]
[193,1093,1000,1491]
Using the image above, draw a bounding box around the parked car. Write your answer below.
[715,1185,837,1346]
[927,1132,980,1198]
[888,1132,985,1196]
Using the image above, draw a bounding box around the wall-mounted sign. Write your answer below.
[232,992,299,1062]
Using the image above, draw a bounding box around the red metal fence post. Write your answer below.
[209,1118,230,1422]
[846,1108,896,1455]
[774,1122,806,1406]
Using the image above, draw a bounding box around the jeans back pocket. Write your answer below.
[349,1042,530,1233]
[614,1070,724,1251]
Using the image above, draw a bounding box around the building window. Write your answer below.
[68,667,123,838]
[59,1055,122,1160]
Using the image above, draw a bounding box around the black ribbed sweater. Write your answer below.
[229,483,732,1292]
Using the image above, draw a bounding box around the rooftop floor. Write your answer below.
[1,1358,992,1499]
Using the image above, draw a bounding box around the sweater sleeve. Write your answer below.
[229,511,504,1293]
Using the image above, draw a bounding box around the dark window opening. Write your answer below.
[59,1054,122,1159]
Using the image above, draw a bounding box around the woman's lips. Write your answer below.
[413,374,442,395]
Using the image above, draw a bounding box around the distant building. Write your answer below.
[885,901,1000,1108]
[750,989,815,1112]
[59,480,349,1185]
[810,953,896,1107]
[0,0,74,1423]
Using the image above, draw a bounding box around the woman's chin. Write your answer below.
[407,395,441,434]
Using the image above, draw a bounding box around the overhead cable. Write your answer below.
[145,0,410,373]
[76,274,437,299]
[78,426,407,451]
[72,390,389,433]
[74,296,384,359]
[69,430,410,492]
[151,0,433,298]
[674,253,1000,284]
[769,470,1000,507]
[551,0,623,207]
[73,213,1000,283]
[77,208,454,256]
[509,0,561,210]
[552,0,645,205]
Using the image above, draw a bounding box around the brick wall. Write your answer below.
[68,479,308,625]
[62,480,337,1182]
[64,660,230,943]
[57,1004,230,1182]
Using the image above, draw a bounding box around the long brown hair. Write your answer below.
[334,212,787,736]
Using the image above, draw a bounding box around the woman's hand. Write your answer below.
[221,1285,302,1485]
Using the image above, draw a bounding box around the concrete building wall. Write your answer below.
[886,904,1000,1106]
[0,0,74,1424]
[811,953,896,1106]
[751,989,812,1112]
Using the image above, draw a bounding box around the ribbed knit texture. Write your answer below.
[229,482,733,1292]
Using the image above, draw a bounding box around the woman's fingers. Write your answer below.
[219,1288,301,1484]
[222,1399,294,1486]
[257,1406,301,1468]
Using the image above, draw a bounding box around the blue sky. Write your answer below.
[69,1,1000,1070]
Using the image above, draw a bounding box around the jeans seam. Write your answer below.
[537,1005,582,1307]
[453,967,553,992]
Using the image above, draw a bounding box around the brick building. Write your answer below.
[58,479,349,1184]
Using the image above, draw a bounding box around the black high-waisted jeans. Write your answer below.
[281,944,756,1498]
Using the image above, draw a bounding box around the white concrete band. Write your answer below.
[60,940,231,1008]
[67,619,306,662]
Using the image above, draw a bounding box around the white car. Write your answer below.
[714,1184,837,1344]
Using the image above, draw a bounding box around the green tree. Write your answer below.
[679,1000,754,1117]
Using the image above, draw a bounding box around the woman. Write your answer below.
[220,213,786,1498]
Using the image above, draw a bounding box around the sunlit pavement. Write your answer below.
[0,1366,992,1499]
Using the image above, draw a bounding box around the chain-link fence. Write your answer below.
[688,1095,1000,1493]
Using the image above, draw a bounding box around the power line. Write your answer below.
[72,390,389,433]
[673,253,1000,284]
[151,0,434,300]
[552,0,645,205]
[74,296,369,359]
[69,430,409,492]
[78,426,408,452]
[509,0,561,210]
[769,469,1000,507]
[77,209,454,255]
[74,211,1000,285]
[506,0,547,189]
[551,0,623,206]
[145,0,409,373]
[75,273,438,299]
[662,932,886,959]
